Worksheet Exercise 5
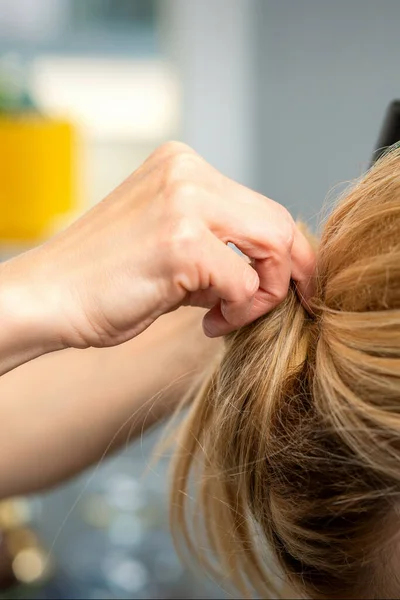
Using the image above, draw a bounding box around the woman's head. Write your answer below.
[170,148,400,598]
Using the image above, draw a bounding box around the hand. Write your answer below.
[0,142,316,355]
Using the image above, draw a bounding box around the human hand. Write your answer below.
[0,142,315,356]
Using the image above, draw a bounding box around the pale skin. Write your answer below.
[0,142,316,498]
[0,306,219,498]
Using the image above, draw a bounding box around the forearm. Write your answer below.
[0,255,64,376]
[0,307,220,498]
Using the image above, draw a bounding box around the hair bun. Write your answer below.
[171,147,400,600]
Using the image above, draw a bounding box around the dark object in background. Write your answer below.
[371,100,400,165]
[0,534,17,590]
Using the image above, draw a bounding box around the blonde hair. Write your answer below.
[170,148,400,599]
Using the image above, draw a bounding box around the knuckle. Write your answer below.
[157,140,194,160]
[155,144,202,211]
[163,179,199,215]
[272,204,295,251]
[244,267,259,297]
[167,217,202,262]
[157,144,197,186]
[281,207,296,246]
[163,152,197,186]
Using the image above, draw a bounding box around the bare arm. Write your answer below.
[0,142,314,497]
[0,142,314,378]
[0,307,220,499]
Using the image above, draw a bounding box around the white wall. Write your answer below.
[255,0,400,225]
[0,0,68,41]
[160,0,257,187]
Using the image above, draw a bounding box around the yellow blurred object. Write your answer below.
[12,546,48,584]
[0,498,31,531]
[0,115,77,242]
[0,503,54,589]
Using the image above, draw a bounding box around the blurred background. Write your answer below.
[0,0,399,598]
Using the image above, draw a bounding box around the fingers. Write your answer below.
[249,248,292,320]
[142,144,316,331]
[202,225,316,336]
[202,249,292,337]
[206,191,316,321]
[190,233,259,338]
[290,226,316,304]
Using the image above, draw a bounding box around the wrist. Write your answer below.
[0,256,64,375]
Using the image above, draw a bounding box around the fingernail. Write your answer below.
[202,317,217,338]
[245,268,259,297]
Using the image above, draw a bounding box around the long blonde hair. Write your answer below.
[170,148,400,599]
